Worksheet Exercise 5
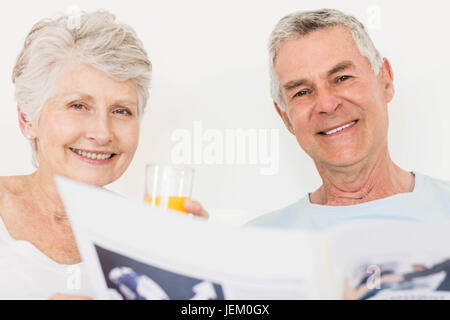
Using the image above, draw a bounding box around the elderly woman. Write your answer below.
[0,10,207,299]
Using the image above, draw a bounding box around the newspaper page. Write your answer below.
[326,220,450,300]
[56,176,323,300]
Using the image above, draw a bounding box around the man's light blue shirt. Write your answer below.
[247,172,450,231]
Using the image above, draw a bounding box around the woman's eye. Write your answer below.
[71,103,86,110]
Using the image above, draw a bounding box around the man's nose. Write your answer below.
[314,87,341,114]
[86,113,114,145]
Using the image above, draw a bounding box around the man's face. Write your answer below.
[274,26,394,169]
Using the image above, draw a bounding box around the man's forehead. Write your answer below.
[276,25,357,59]
[274,25,364,79]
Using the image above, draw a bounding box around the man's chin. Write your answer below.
[314,154,365,170]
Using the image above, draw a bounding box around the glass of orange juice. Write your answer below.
[144,164,194,214]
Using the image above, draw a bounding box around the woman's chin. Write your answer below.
[59,173,114,187]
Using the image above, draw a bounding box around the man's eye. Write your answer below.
[293,89,309,98]
[336,75,351,83]
[114,108,132,116]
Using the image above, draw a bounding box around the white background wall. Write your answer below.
[1,0,449,225]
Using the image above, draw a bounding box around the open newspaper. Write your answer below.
[56,176,450,300]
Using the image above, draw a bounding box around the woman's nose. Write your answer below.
[86,113,114,145]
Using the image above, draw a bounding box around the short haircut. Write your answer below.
[269,8,383,110]
[12,10,152,167]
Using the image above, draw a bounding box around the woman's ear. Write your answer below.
[17,106,36,139]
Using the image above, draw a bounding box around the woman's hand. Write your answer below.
[183,199,209,219]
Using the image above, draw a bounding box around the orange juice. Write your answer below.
[144,196,189,213]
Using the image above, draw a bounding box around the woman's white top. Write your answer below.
[0,216,94,299]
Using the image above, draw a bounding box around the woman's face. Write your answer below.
[32,62,140,186]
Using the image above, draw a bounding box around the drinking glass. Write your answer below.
[144,164,194,213]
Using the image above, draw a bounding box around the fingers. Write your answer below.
[183,199,209,219]
[49,293,92,300]
[381,274,404,284]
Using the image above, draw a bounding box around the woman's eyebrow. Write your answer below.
[63,94,137,107]
[63,93,96,103]
[113,99,137,106]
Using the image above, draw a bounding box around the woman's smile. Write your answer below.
[68,147,118,164]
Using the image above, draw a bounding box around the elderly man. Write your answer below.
[249,9,450,230]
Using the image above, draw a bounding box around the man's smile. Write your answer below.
[318,120,358,136]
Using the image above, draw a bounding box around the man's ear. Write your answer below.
[274,101,295,135]
[379,58,395,103]
[17,106,36,139]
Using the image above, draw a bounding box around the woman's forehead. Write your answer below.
[48,62,138,104]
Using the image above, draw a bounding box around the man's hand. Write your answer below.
[49,293,92,300]
[183,199,209,218]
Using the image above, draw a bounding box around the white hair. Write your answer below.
[12,10,152,167]
[269,8,383,110]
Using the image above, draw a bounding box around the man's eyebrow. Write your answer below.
[281,61,355,91]
[327,61,354,76]
[282,79,309,91]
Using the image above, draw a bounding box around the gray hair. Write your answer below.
[12,10,152,167]
[269,8,383,110]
